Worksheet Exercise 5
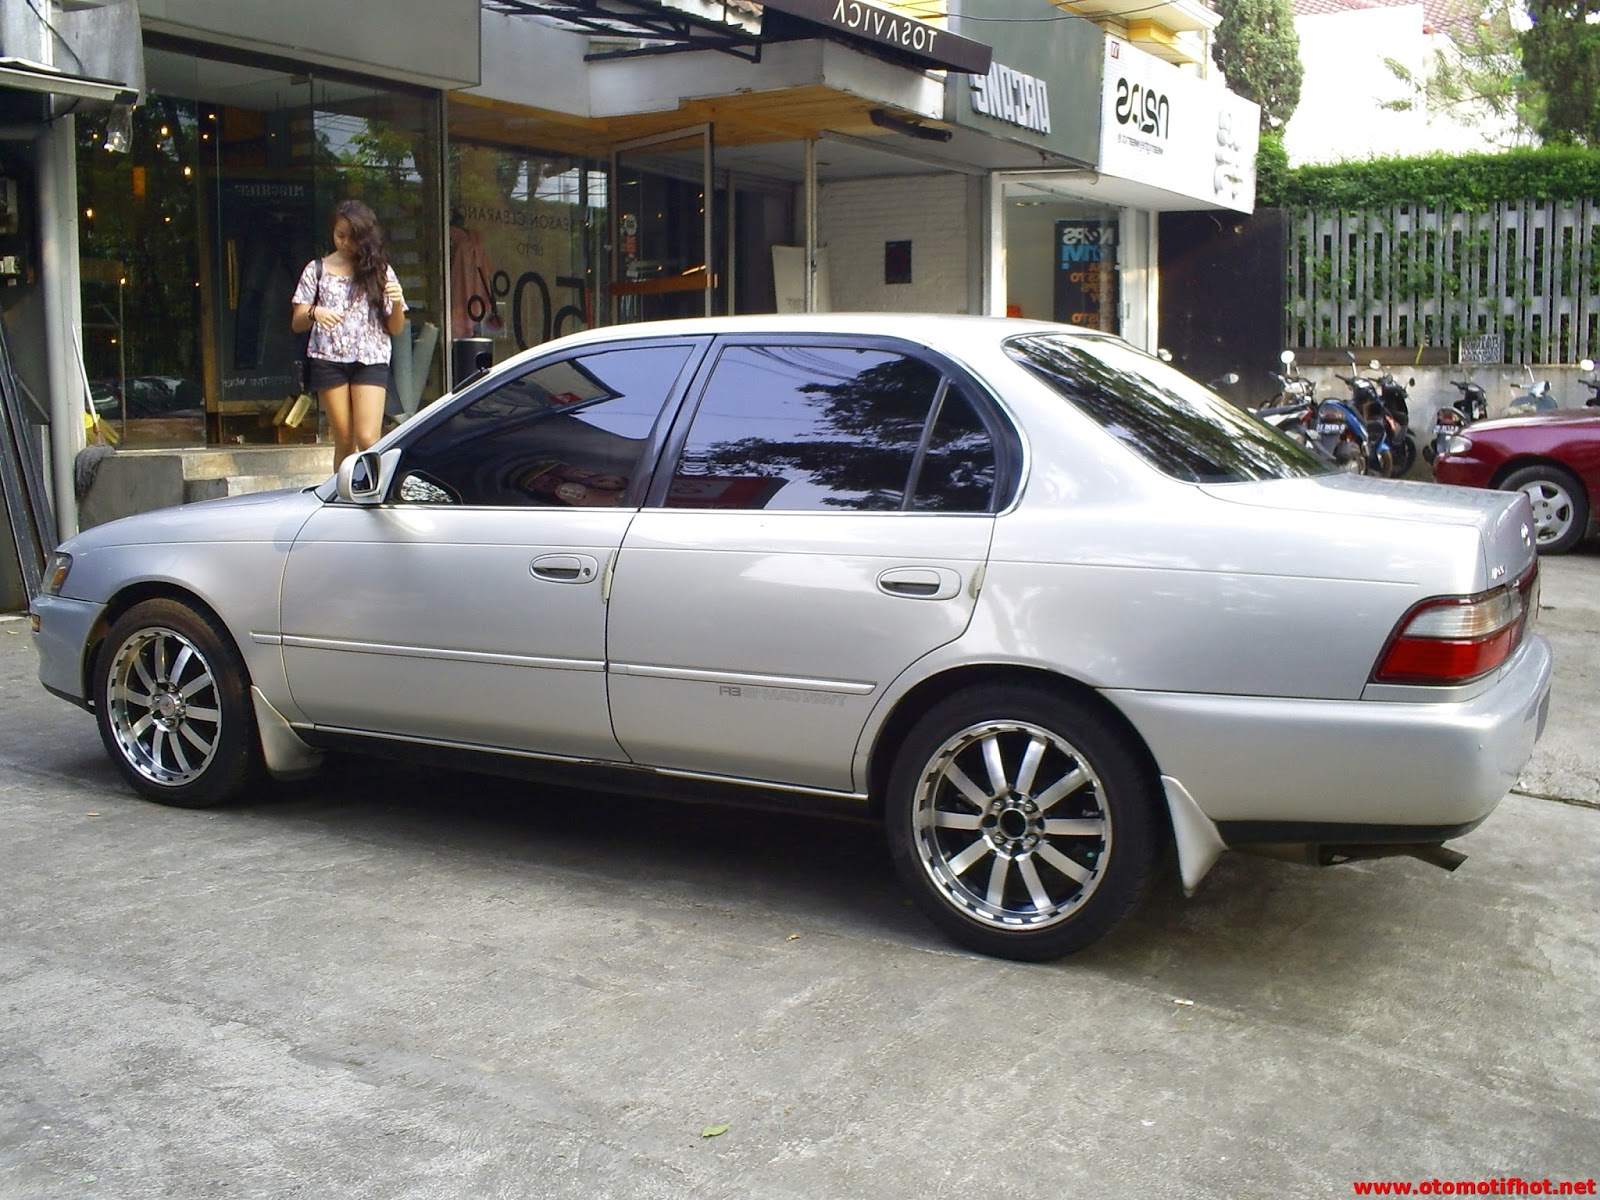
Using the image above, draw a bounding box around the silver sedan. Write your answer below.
[32,316,1552,960]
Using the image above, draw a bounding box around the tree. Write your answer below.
[1522,0,1600,145]
[1211,0,1305,133]
[1382,0,1540,146]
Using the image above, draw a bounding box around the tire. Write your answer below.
[1502,465,1589,555]
[1393,436,1417,477]
[94,598,263,807]
[885,685,1161,961]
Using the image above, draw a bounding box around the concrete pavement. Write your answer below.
[0,551,1596,1199]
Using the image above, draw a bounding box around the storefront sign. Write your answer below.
[758,0,992,73]
[945,0,1100,165]
[1097,38,1260,211]
[968,62,1050,135]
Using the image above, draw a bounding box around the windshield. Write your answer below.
[1006,334,1330,483]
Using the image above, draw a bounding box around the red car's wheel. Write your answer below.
[1502,465,1589,554]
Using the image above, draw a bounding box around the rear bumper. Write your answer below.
[1114,634,1552,835]
[31,593,102,710]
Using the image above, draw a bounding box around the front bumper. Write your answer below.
[31,593,103,710]
[1114,634,1553,835]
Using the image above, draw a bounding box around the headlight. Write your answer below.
[1444,435,1473,456]
[42,551,72,596]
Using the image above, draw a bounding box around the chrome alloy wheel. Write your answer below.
[104,625,224,787]
[911,718,1111,932]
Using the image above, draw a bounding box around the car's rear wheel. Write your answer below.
[94,599,262,807]
[1502,465,1589,554]
[885,685,1161,961]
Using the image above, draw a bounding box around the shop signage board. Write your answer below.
[945,0,1101,165]
[758,0,991,73]
[1097,37,1260,212]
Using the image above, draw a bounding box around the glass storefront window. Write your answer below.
[1004,189,1120,333]
[445,131,607,372]
[77,41,443,448]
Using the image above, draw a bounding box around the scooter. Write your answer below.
[1334,353,1402,476]
[1508,366,1558,413]
[1254,351,1339,463]
[1376,365,1418,476]
[1423,378,1488,464]
[1579,358,1600,407]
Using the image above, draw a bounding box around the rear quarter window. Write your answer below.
[1006,334,1328,483]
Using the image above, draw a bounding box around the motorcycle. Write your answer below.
[1333,354,1405,476]
[1375,365,1418,476]
[1508,367,1557,413]
[1579,358,1599,407]
[1253,351,1348,466]
[1422,378,1488,464]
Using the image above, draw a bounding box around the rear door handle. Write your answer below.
[877,566,961,601]
[531,553,600,583]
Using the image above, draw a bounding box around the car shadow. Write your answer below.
[202,752,1475,1021]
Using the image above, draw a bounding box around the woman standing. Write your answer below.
[290,198,407,467]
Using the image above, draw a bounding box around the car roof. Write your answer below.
[536,313,1113,354]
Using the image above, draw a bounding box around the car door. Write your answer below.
[279,340,700,759]
[605,337,1015,793]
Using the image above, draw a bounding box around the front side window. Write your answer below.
[1007,334,1329,483]
[392,344,691,506]
[664,344,976,511]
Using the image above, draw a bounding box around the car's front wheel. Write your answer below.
[885,685,1161,961]
[1503,464,1589,554]
[94,599,262,807]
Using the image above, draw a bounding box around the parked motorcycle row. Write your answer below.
[1242,353,1600,476]
[1250,351,1417,477]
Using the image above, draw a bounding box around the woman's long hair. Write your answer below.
[331,198,389,314]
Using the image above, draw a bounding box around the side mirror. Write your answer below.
[1408,377,1416,387]
[1368,359,1381,371]
[336,448,401,504]
[1280,349,1296,365]
[1583,358,1596,372]
[1345,350,1358,366]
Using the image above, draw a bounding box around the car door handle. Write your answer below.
[530,553,600,583]
[877,567,962,601]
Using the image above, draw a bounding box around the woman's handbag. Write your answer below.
[291,256,323,396]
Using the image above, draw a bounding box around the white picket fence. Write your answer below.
[1286,200,1600,365]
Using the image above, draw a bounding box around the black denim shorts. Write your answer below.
[306,358,390,391]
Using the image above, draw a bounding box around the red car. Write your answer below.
[1433,409,1600,553]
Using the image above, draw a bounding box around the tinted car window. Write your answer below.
[1006,334,1328,483]
[393,345,691,506]
[665,345,944,511]
[911,388,998,512]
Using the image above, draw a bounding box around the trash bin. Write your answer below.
[452,337,493,386]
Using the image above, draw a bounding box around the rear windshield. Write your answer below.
[1006,334,1329,483]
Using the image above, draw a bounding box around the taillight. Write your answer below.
[1372,563,1538,685]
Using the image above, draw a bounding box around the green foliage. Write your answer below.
[1212,0,1304,132]
[1255,132,1289,204]
[1522,0,1600,145]
[1258,144,1600,207]
[1381,0,1540,142]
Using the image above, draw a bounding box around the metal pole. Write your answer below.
[38,113,82,540]
[803,138,816,313]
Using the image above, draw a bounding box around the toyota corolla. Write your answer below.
[33,315,1552,960]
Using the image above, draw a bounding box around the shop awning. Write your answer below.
[0,58,137,106]
[483,0,990,73]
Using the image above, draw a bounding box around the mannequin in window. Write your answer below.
[449,209,495,338]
